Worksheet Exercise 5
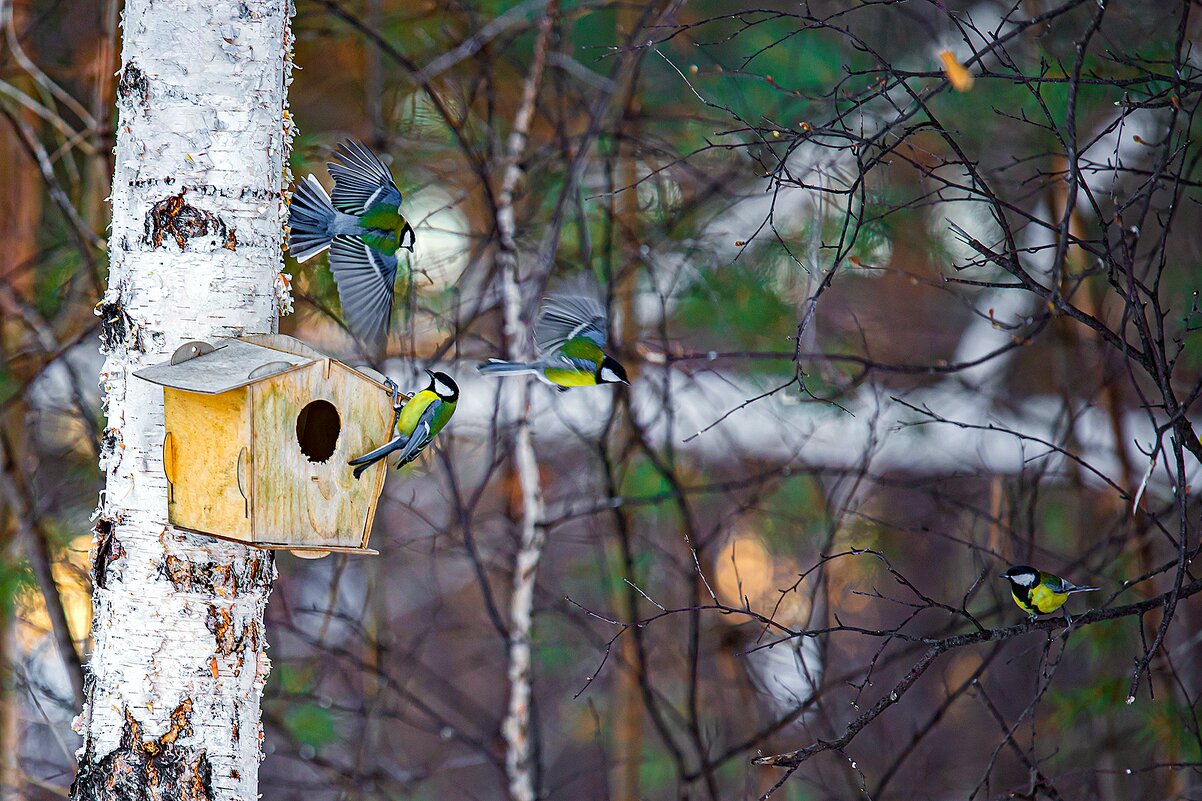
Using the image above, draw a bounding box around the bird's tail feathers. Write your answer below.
[478,358,539,376]
[348,438,402,479]
[1065,584,1100,594]
[288,175,336,262]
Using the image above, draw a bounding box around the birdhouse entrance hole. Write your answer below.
[296,399,341,463]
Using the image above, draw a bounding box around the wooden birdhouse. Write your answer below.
[135,334,401,558]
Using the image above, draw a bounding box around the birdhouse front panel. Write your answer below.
[250,359,395,551]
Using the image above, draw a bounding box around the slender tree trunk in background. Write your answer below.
[363,0,384,149]
[499,8,556,801]
[77,0,120,276]
[609,32,643,798]
[70,1,294,798]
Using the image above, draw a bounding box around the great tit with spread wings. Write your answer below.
[349,370,457,479]
[287,140,415,352]
[478,295,629,389]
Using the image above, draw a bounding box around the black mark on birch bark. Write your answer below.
[144,190,238,252]
[96,296,143,354]
[91,519,124,591]
[99,428,120,469]
[70,700,214,801]
[117,62,149,109]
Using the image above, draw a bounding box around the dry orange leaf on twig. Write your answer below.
[939,50,974,92]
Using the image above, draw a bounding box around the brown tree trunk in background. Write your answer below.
[0,510,21,801]
[609,14,643,794]
[0,7,39,797]
[0,0,43,322]
[80,0,120,231]
[363,0,384,148]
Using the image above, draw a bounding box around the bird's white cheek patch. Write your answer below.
[601,367,620,383]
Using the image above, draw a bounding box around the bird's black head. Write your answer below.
[425,369,459,401]
[1000,565,1039,587]
[596,355,629,385]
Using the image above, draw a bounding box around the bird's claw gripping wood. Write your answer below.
[382,376,402,408]
[381,377,404,435]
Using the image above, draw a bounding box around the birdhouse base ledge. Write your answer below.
[170,525,379,557]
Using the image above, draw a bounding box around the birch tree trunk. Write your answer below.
[70,1,294,799]
[496,9,557,800]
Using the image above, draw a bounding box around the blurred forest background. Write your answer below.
[3,0,1202,799]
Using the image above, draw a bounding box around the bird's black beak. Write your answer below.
[998,573,1009,579]
[424,368,436,380]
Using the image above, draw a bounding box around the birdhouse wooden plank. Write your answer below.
[162,386,253,541]
[135,334,402,557]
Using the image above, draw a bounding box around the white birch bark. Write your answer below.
[71,1,294,799]
[497,7,556,800]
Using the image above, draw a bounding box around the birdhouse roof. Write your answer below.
[135,338,315,394]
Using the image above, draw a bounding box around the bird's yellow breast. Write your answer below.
[543,367,598,387]
[1012,584,1068,615]
[398,389,438,434]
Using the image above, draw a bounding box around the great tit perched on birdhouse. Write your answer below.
[287,140,415,351]
[999,565,1099,622]
[478,295,629,389]
[349,370,458,479]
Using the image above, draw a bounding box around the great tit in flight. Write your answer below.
[478,295,629,389]
[287,140,415,352]
[999,565,1099,622]
[349,370,458,479]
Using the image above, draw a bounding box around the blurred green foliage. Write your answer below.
[284,702,338,750]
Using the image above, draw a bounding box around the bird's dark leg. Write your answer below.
[381,376,403,434]
[382,376,402,410]
[1062,606,1074,630]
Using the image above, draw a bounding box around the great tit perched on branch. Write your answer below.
[349,370,458,479]
[478,295,629,389]
[999,565,1099,623]
[287,140,415,351]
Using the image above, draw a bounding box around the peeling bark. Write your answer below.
[72,1,295,799]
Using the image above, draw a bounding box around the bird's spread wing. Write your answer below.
[329,235,397,348]
[555,351,602,374]
[535,295,608,355]
[394,400,442,466]
[327,140,402,215]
